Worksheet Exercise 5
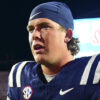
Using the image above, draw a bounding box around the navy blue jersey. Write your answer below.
[7,54,100,100]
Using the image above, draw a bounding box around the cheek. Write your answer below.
[28,34,32,46]
[50,34,64,45]
[46,35,60,52]
[42,31,65,51]
[50,35,65,52]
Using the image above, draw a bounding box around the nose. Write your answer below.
[29,27,41,45]
[32,28,41,41]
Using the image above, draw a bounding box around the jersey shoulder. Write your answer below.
[8,61,38,87]
[80,53,100,85]
[61,53,100,85]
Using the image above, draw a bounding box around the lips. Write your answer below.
[33,44,45,53]
[34,44,44,50]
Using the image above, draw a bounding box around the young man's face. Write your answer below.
[27,18,70,66]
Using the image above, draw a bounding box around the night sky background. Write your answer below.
[0,0,100,70]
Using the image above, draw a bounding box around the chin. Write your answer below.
[34,56,46,64]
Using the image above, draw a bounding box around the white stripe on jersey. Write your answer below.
[93,61,100,84]
[80,54,97,85]
[9,63,18,87]
[7,96,10,100]
[16,61,29,87]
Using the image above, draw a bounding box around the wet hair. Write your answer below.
[67,37,80,56]
[60,25,80,56]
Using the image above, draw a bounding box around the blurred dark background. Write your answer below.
[0,0,100,70]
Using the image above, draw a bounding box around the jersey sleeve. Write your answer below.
[92,54,100,100]
[79,53,100,100]
[7,64,18,100]
[7,61,33,100]
[7,63,19,100]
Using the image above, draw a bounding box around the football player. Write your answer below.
[7,1,100,100]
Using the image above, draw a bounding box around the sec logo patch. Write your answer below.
[22,86,33,100]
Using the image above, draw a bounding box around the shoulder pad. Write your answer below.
[80,54,100,85]
[9,61,33,87]
[93,54,100,84]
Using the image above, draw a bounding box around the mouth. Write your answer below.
[33,44,45,53]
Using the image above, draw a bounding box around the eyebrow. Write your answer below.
[27,22,50,31]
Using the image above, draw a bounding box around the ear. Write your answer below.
[64,28,73,43]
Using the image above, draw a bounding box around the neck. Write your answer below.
[41,55,74,75]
